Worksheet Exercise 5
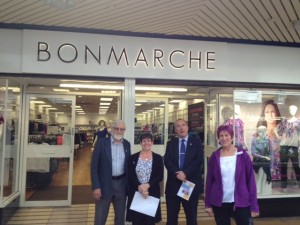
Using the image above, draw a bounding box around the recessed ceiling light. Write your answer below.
[101,98,113,101]
[53,88,70,92]
[100,102,111,105]
[101,90,117,94]
[31,101,46,104]
[170,100,183,103]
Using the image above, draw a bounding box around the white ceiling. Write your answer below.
[1,0,300,45]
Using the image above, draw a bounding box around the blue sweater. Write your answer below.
[205,148,259,212]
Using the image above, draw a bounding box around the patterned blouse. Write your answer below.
[136,157,153,184]
[277,118,300,147]
[224,118,245,148]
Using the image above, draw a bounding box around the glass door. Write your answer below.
[134,97,168,155]
[20,94,75,207]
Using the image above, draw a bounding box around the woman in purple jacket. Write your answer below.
[205,125,259,225]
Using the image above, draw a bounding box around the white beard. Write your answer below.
[112,133,123,141]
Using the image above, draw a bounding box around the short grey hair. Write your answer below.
[112,119,126,128]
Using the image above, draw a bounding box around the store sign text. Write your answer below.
[37,42,216,70]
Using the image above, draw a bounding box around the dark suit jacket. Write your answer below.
[126,151,164,222]
[164,136,204,196]
[91,136,131,199]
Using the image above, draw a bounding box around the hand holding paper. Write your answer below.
[130,191,160,217]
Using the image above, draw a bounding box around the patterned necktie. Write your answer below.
[179,139,186,169]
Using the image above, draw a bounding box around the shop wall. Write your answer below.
[1,28,300,85]
[227,43,300,84]
[0,29,22,73]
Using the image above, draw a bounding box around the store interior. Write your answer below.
[2,76,300,207]
[13,76,214,205]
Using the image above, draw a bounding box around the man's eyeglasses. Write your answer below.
[113,127,126,132]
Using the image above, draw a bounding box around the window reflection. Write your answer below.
[135,100,165,145]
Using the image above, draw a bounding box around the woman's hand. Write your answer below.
[205,207,214,216]
[138,183,150,198]
[251,211,259,217]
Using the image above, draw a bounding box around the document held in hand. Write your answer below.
[177,180,195,201]
[130,191,160,217]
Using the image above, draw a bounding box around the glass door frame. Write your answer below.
[20,94,75,207]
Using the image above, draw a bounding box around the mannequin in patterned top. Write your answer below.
[277,105,300,191]
[224,105,245,148]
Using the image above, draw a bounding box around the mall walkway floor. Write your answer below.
[5,200,300,225]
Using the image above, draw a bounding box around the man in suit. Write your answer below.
[91,119,131,225]
[164,119,204,225]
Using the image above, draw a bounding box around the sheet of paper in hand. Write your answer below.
[130,191,160,217]
[177,180,195,201]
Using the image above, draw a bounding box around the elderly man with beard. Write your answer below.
[91,120,131,225]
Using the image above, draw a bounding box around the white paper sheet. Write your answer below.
[130,191,160,217]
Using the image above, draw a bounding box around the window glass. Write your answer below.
[234,89,300,196]
[0,79,21,201]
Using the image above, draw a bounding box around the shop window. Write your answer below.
[234,89,300,197]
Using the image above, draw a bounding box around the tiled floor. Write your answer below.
[5,200,300,225]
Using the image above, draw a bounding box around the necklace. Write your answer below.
[140,151,152,160]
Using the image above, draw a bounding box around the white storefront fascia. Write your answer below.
[0,28,300,84]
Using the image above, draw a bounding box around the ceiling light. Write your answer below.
[99,106,109,109]
[100,98,113,101]
[136,86,187,92]
[101,90,117,94]
[75,106,82,108]
[170,99,183,103]
[135,100,148,103]
[100,102,110,105]
[31,101,46,104]
[145,92,160,95]
[0,87,20,92]
[61,83,187,92]
[135,103,142,106]
[187,93,204,96]
[47,108,58,110]
[53,88,70,92]
[40,105,52,107]
[78,112,86,115]
[60,83,124,90]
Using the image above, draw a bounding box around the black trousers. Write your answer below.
[131,211,156,225]
[165,194,199,225]
[212,203,252,225]
[280,146,300,188]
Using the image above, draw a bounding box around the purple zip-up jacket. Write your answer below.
[205,147,259,212]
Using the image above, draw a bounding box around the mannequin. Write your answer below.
[224,104,245,148]
[92,120,108,147]
[234,104,241,118]
[276,104,300,191]
[288,105,298,122]
[251,126,272,195]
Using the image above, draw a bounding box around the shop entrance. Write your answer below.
[20,94,75,207]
